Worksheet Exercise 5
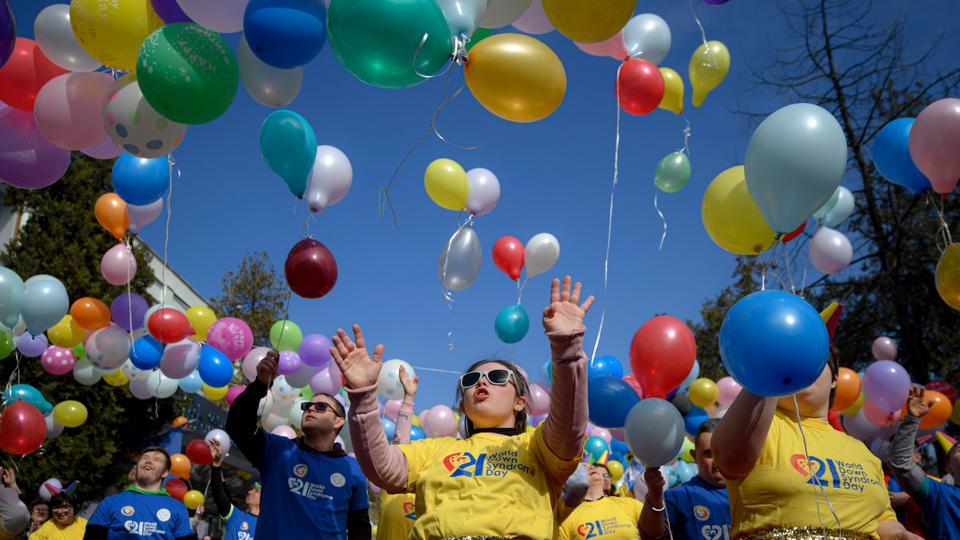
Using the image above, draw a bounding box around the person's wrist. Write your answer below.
[402,396,415,405]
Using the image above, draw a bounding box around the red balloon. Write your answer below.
[186,439,212,466]
[864,398,900,426]
[165,478,188,501]
[0,38,66,111]
[148,308,195,344]
[493,236,524,281]
[0,401,46,455]
[629,315,697,399]
[926,381,957,404]
[616,59,664,116]
[781,220,807,243]
[623,374,642,398]
[285,238,338,299]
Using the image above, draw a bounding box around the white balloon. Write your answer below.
[243,347,270,383]
[238,36,303,108]
[525,233,560,278]
[480,0,532,28]
[129,377,154,400]
[809,226,853,274]
[262,412,289,433]
[73,358,102,385]
[622,14,672,65]
[305,145,353,213]
[45,414,64,440]
[377,359,415,401]
[204,429,231,455]
[103,74,187,158]
[511,0,553,34]
[122,360,152,382]
[465,168,500,216]
[271,375,299,403]
[437,0,488,37]
[38,478,62,501]
[85,325,131,370]
[285,361,319,389]
[160,339,201,379]
[290,397,307,430]
[176,0,249,33]
[147,370,180,399]
[820,186,855,228]
[127,199,164,235]
[34,4,101,71]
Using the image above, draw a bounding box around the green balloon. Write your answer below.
[301,386,314,400]
[0,330,12,359]
[328,0,452,88]
[137,23,238,125]
[466,28,491,52]
[270,320,303,352]
[655,151,691,193]
[72,343,86,360]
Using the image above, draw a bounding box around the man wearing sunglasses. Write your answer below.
[226,351,370,540]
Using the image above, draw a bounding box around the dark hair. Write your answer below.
[827,346,839,407]
[49,492,79,512]
[697,418,721,438]
[140,447,172,470]
[456,359,529,438]
[589,463,617,496]
[313,393,346,434]
[29,498,49,511]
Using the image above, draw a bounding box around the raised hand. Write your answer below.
[643,467,665,502]
[542,276,595,334]
[257,351,279,385]
[399,366,419,401]
[330,324,383,389]
[208,439,224,468]
[906,386,931,418]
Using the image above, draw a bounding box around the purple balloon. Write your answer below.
[299,334,332,368]
[278,350,302,375]
[15,332,47,357]
[0,0,14,68]
[110,293,149,331]
[702,0,731,4]
[0,105,70,189]
[863,360,911,413]
[150,0,192,23]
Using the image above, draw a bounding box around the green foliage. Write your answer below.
[210,252,287,348]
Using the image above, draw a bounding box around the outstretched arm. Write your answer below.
[394,366,418,445]
[711,389,778,481]
[889,387,932,497]
[225,352,279,470]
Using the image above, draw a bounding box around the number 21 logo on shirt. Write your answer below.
[442,452,487,478]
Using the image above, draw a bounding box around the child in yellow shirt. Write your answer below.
[557,462,643,540]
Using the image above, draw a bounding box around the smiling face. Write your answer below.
[31,503,48,526]
[301,394,344,435]
[459,362,527,431]
[51,501,75,527]
[245,487,261,507]
[134,450,169,487]
[587,464,612,494]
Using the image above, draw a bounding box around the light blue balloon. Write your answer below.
[678,359,700,392]
[20,277,68,336]
[259,110,317,198]
[382,416,397,441]
[812,187,841,222]
[494,304,529,344]
[585,436,610,463]
[745,103,847,233]
[410,425,426,441]
[872,118,931,193]
[675,461,697,483]
[4,384,53,414]
[436,0,485,38]
[178,370,203,394]
[819,186,855,228]
[0,267,24,328]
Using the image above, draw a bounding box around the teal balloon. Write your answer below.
[494,304,529,344]
[436,0,485,38]
[21,277,68,336]
[328,0,453,88]
[259,110,317,198]
[0,267,24,328]
[584,436,610,463]
[745,103,847,233]
[654,151,691,193]
[812,186,841,222]
[4,384,53,414]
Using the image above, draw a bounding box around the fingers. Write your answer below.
[413,375,419,384]
[398,366,407,381]
[581,295,596,313]
[561,275,572,302]
[550,278,560,304]
[352,324,365,349]
[328,346,342,364]
[337,328,356,351]
[372,344,384,364]
[333,330,351,358]
[570,282,582,305]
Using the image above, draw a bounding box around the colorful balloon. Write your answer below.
[207,317,254,359]
[871,337,898,360]
[0,0,12,69]
[127,199,164,235]
[0,267,23,328]
[148,308,194,344]
[84,325,130,370]
[937,244,960,310]
[702,165,775,255]
[688,41,729,107]
[494,304,529,344]
[285,238,338,299]
[465,168,500,217]
[715,377,742,408]
[623,13,671,65]
[299,334,333,368]
[260,110,317,198]
[480,0,533,28]
[236,36,303,108]
[588,356,623,380]
[629,316,697,399]
[493,236,524,281]
[909,98,960,195]
[512,0,553,35]
[0,38,66,111]
[654,151,691,193]
[588,376,640,428]
[0,105,70,189]
[376,359,413,401]
[863,360,910,413]
[616,58,663,116]
[574,31,627,60]
[0,401,46,455]
[34,4,100,71]
[100,243,137,286]
[36,71,113,150]
[169,453,191,480]
[177,0,248,33]
[150,0,190,23]
[198,345,234,388]
[243,0,326,68]
[809,226,853,275]
[70,297,111,330]
[95,193,129,241]
[542,0,635,43]
[439,226,483,291]
[22,277,69,335]
[47,315,83,348]
[584,435,610,463]
[424,159,468,211]
[278,351,302,376]
[527,383,550,416]
[270,320,303,352]
[130,335,163,370]
[437,0,486,37]
[103,74,187,158]
[657,67,684,115]
[817,186,855,228]
[52,400,87,428]
[305,145,352,213]
[16,333,47,357]
[186,439,212,465]
[872,118,930,192]
[159,339,201,379]
[688,378,718,408]
[70,0,162,70]
[916,390,951,429]
[185,307,216,341]
[424,405,458,437]
[524,233,559,278]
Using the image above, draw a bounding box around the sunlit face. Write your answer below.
[693,432,724,487]
[31,504,48,525]
[460,362,526,430]
[301,395,344,434]
[587,464,612,494]
[778,364,835,417]
[51,502,75,526]
[135,451,169,486]
[245,487,261,507]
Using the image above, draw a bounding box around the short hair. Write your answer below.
[697,418,720,438]
[140,447,172,470]
[313,393,346,434]
[827,346,839,406]
[29,498,48,511]
[588,463,617,496]
[949,442,960,461]
[48,492,79,512]
[456,359,529,438]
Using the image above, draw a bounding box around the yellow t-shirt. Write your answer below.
[29,516,87,540]
[398,424,580,539]
[377,491,416,540]
[556,497,643,540]
[726,410,896,539]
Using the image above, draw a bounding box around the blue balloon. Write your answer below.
[684,408,709,436]
[588,356,624,379]
[675,461,697,483]
[4,384,52,414]
[259,110,317,197]
[0,0,13,69]
[678,359,700,392]
[872,118,931,193]
[0,267,24,328]
[21,277,68,335]
[130,336,163,370]
[178,371,202,394]
[540,360,553,384]
[719,290,829,397]
[494,304,529,344]
[244,0,327,69]
[587,376,641,428]
[112,154,170,205]
[584,436,610,463]
[382,416,397,441]
[198,345,234,387]
[410,425,426,441]
[610,438,630,456]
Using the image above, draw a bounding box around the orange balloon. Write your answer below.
[70,297,111,330]
[169,453,191,480]
[913,390,952,430]
[95,193,128,241]
[831,367,861,411]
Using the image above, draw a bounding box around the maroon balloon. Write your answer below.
[927,381,957,404]
[0,401,46,455]
[165,477,188,501]
[285,239,338,299]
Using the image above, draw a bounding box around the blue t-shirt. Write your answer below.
[257,433,369,539]
[664,475,731,540]
[224,506,257,540]
[920,476,960,540]
[88,487,193,539]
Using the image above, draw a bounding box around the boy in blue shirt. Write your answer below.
[209,439,258,540]
[639,419,731,540]
[84,447,196,540]
[226,350,370,540]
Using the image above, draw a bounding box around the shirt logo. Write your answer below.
[241,521,249,530]
[789,453,883,493]
[156,508,171,522]
[330,472,346,488]
[790,454,821,477]
[120,506,135,517]
[441,450,535,478]
[293,464,309,478]
[402,501,416,521]
[576,520,616,539]
[694,505,711,521]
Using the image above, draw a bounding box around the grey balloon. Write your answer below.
[438,226,482,291]
[623,13,671,65]
[21,277,69,336]
[33,4,101,72]
[480,0,531,29]
[625,398,686,467]
[0,267,25,328]
[238,36,304,108]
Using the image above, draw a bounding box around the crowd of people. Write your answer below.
[0,275,957,539]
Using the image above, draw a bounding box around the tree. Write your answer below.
[692,0,960,384]
[0,155,178,503]
[209,252,286,347]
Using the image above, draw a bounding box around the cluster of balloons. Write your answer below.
[490,233,560,344]
[425,159,501,217]
[0,383,87,455]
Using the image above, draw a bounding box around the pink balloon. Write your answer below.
[82,136,122,160]
[100,243,137,286]
[592,427,612,444]
[425,405,457,437]
[33,72,112,150]
[418,408,431,425]
[512,0,553,34]
[0,105,70,189]
[609,428,626,441]
[206,317,254,360]
[575,31,628,60]
[383,399,402,420]
[225,385,246,406]
[242,347,269,382]
[41,346,76,376]
[159,339,200,379]
[863,360,911,413]
[527,382,550,416]
[309,366,342,395]
[127,199,163,235]
[271,425,297,439]
[909,98,960,194]
[871,336,897,360]
[863,398,900,427]
[716,377,743,407]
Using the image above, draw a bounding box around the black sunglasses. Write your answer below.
[300,401,342,417]
[460,368,514,389]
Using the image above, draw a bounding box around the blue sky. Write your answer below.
[14,1,960,411]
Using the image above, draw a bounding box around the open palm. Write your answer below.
[543,276,595,334]
[330,324,383,389]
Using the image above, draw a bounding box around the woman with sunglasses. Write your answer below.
[332,276,594,540]
[556,461,642,540]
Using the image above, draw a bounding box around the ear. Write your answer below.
[160,471,168,480]
[514,395,527,413]
[334,416,345,431]
[459,399,465,412]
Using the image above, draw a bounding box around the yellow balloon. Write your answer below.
[658,67,684,115]
[936,244,960,310]
[841,391,865,416]
[702,165,776,255]
[541,0,636,43]
[951,398,960,425]
[186,307,217,341]
[689,378,719,408]
[183,490,204,510]
[424,158,468,211]
[689,40,730,107]
[465,33,566,123]
[679,437,696,463]
[47,315,85,348]
[411,415,421,427]
[606,459,624,483]
[70,0,164,71]
[103,369,129,387]
[53,400,88,428]
[203,383,229,401]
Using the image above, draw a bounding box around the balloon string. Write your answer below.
[653,190,668,253]
[409,366,461,375]
[792,396,843,534]
[126,238,134,350]
[589,63,625,363]
[439,214,475,352]
[681,115,692,156]
[515,276,529,305]
[780,236,798,294]
[275,213,311,354]
[687,0,710,49]
[927,192,953,252]
[432,69,479,151]
[161,154,177,307]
